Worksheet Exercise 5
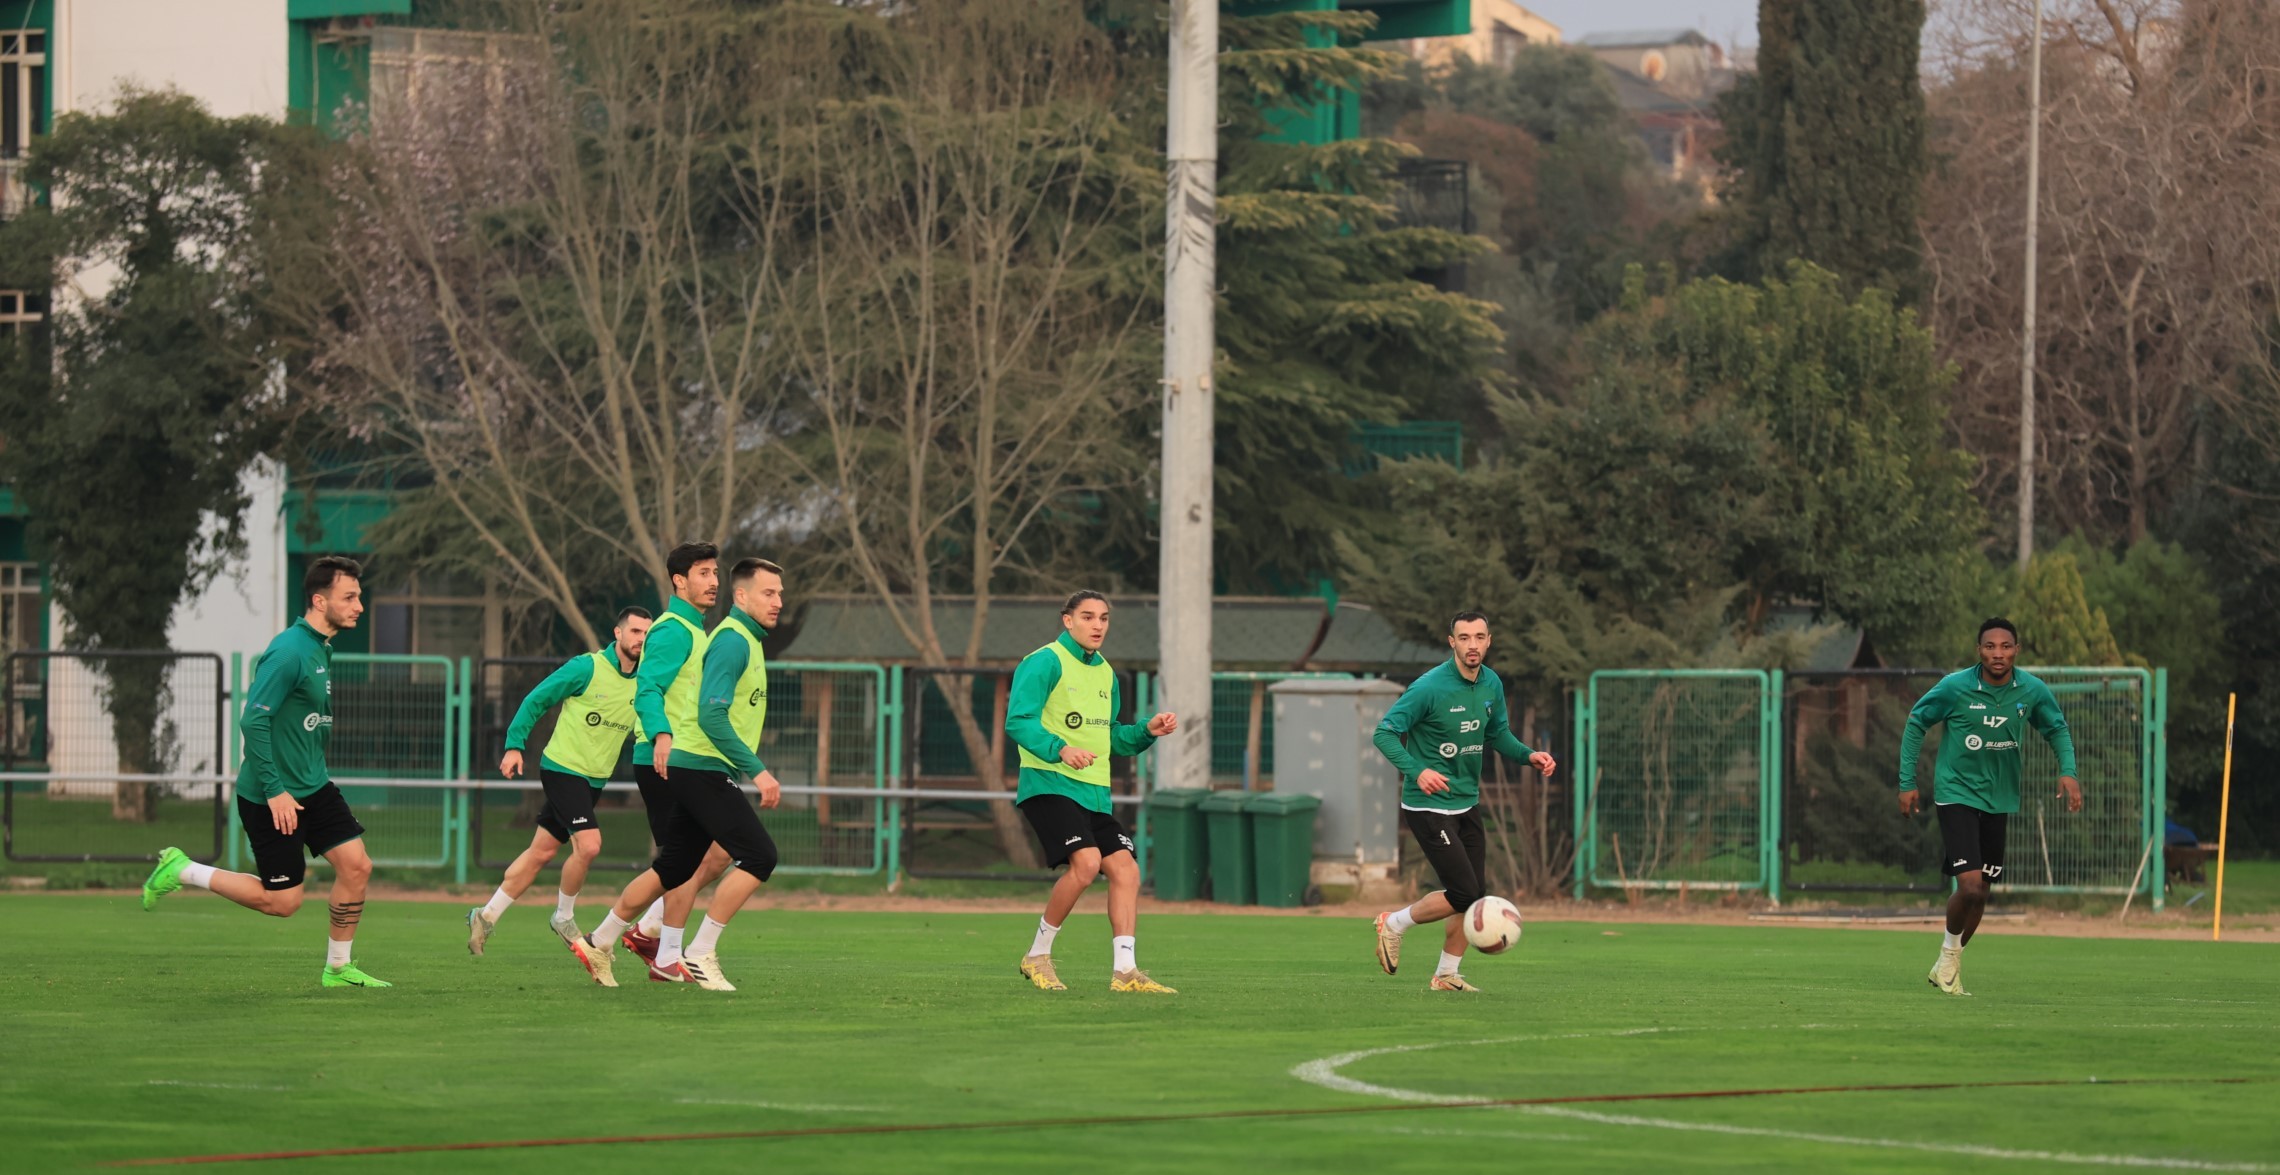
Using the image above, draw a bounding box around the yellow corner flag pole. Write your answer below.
[2213,692,2237,942]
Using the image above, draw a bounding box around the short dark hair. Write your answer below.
[303,556,362,606]
[665,541,719,581]
[1062,589,1109,616]
[1449,610,1489,634]
[731,557,784,584]
[1978,617,2019,643]
[614,605,652,626]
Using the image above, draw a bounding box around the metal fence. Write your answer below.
[1,651,227,862]
[470,658,893,876]
[1573,669,1779,896]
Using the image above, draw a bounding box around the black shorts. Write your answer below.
[650,768,777,887]
[237,783,366,891]
[1938,803,2008,881]
[534,769,603,842]
[633,760,676,848]
[1404,807,1488,913]
[1018,794,1133,869]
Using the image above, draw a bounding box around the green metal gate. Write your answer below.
[2007,667,2167,906]
[1573,669,1782,898]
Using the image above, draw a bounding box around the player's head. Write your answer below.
[612,605,652,660]
[303,556,364,633]
[1062,589,1111,652]
[665,542,719,609]
[1977,617,2019,680]
[731,558,786,628]
[1448,611,1490,668]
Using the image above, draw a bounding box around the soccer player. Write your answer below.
[1008,590,1179,994]
[568,547,783,991]
[140,556,391,988]
[1899,617,2081,996]
[1369,611,1556,992]
[465,606,652,956]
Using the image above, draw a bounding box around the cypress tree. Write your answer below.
[1725,0,1928,302]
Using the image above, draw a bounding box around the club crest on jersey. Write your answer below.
[1438,742,1459,757]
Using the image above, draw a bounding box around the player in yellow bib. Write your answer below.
[1005,590,1178,993]
[465,606,651,956]
[570,548,785,991]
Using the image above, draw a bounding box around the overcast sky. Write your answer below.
[1524,0,1762,49]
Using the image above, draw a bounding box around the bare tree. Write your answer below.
[1924,0,2280,544]
[757,1,1153,866]
[299,2,804,643]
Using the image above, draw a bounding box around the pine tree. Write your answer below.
[1722,0,1928,302]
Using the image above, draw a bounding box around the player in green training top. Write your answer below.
[465,605,652,957]
[571,549,784,992]
[1007,590,1178,994]
[1370,611,1556,992]
[1900,617,2081,996]
[140,556,390,988]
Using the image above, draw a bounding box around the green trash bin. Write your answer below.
[1247,792,1322,908]
[1143,788,1213,901]
[1198,790,1256,905]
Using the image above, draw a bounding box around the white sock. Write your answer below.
[655,925,686,968]
[1383,907,1415,935]
[1112,935,1136,974]
[555,890,578,920]
[1942,931,1964,951]
[638,898,666,936]
[1436,951,1463,977]
[1028,918,1061,958]
[689,917,727,957]
[592,909,629,947]
[481,887,513,921]
[180,862,216,890]
[326,938,353,968]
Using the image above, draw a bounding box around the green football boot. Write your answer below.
[142,846,191,911]
[321,961,393,988]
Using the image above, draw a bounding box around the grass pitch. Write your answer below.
[2,894,2276,1173]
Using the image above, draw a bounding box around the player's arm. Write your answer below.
[239,652,304,832]
[1107,675,1166,756]
[500,655,594,778]
[1895,679,1949,815]
[1372,685,1436,790]
[1005,648,1082,768]
[634,618,691,771]
[1485,688,1555,777]
[2028,680,2083,812]
[696,631,768,779]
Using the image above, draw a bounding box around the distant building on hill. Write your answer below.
[1575,28,1746,192]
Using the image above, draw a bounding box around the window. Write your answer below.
[367,27,539,135]
[368,572,498,661]
[1491,22,1528,69]
[1,562,39,758]
[0,30,45,218]
[0,289,43,334]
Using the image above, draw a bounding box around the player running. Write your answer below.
[466,606,651,956]
[1370,611,1556,992]
[141,556,390,988]
[568,549,784,992]
[1008,590,1178,994]
[1900,617,2080,996]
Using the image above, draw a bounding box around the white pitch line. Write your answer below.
[145,1080,290,1092]
[1289,1032,2277,1173]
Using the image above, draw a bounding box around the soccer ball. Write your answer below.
[1464,896,1523,954]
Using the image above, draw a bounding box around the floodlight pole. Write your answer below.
[1157,0,1218,792]
[2017,0,2045,569]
